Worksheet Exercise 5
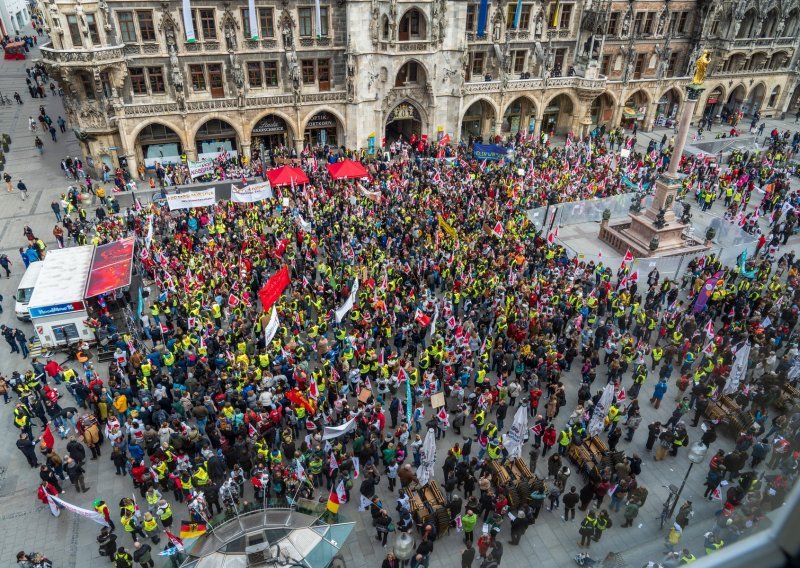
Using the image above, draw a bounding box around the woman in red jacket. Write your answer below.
[542,424,557,457]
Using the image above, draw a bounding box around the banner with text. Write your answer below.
[166,188,216,211]
[188,159,215,179]
[472,143,511,161]
[231,180,274,203]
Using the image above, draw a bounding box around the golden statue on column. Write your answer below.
[692,50,711,85]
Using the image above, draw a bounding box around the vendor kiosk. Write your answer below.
[27,246,95,348]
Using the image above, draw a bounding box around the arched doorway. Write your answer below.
[460,100,496,141]
[542,94,574,136]
[789,84,800,115]
[744,83,766,116]
[195,119,239,160]
[621,90,649,131]
[767,86,781,109]
[304,111,342,147]
[725,85,746,114]
[501,97,536,136]
[590,93,614,129]
[703,86,724,120]
[385,102,423,143]
[655,88,681,128]
[252,114,292,158]
[737,9,759,38]
[136,123,183,168]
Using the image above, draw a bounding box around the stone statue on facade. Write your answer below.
[656,8,667,36]
[621,10,631,36]
[535,14,543,36]
[98,0,111,31]
[371,1,380,43]
[346,50,356,102]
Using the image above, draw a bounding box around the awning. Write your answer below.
[266,165,309,187]
[327,159,370,181]
[622,107,645,120]
[85,237,135,298]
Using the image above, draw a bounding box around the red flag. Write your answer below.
[547,232,554,245]
[628,270,639,283]
[446,316,456,329]
[397,367,409,383]
[227,294,241,307]
[622,249,634,263]
[414,309,431,327]
[258,266,291,311]
[705,320,715,337]
[41,424,54,450]
[309,379,319,400]
[492,221,504,237]
[165,531,185,552]
[248,423,257,438]
[616,387,627,401]
[437,407,448,421]
[286,389,315,414]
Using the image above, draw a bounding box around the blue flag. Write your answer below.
[477,0,489,37]
[513,0,523,29]
[406,377,412,424]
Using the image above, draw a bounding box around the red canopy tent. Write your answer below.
[326,160,370,180]
[266,166,309,187]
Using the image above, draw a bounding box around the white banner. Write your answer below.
[166,188,216,210]
[145,214,154,248]
[49,495,110,527]
[188,159,215,179]
[182,0,196,42]
[724,341,750,395]
[232,181,274,203]
[297,214,312,232]
[335,279,359,323]
[248,0,258,38]
[503,405,529,459]
[264,306,279,345]
[322,416,358,440]
[429,303,439,339]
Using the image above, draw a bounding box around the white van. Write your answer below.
[14,261,44,321]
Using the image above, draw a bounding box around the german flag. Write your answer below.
[326,487,342,514]
[180,521,208,539]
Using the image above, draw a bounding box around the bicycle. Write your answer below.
[659,484,679,530]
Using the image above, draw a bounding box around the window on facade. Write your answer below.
[301,59,316,83]
[471,52,484,76]
[67,15,83,46]
[85,14,101,44]
[634,53,645,78]
[318,59,330,90]
[79,73,95,100]
[118,11,136,42]
[189,64,206,90]
[667,52,679,77]
[260,8,275,37]
[633,12,643,34]
[148,67,165,93]
[395,61,420,85]
[600,55,611,76]
[207,64,223,87]
[130,68,147,94]
[466,5,476,32]
[198,9,216,40]
[513,50,525,73]
[319,7,329,36]
[677,12,690,34]
[507,5,532,29]
[299,8,313,37]
[248,62,263,87]
[399,10,422,40]
[668,13,678,34]
[607,12,619,35]
[643,12,654,34]
[264,61,279,86]
[137,11,156,41]
[558,4,572,29]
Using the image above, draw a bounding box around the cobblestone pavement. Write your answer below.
[0,29,799,568]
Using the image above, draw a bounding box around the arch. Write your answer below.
[134,120,186,168]
[747,52,769,71]
[703,85,726,119]
[767,85,781,108]
[725,53,747,72]
[726,83,747,111]
[501,96,538,136]
[398,8,427,41]
[541,93,575,136]
[737,8,759,38]
[785,9,799,37]
[745,82,766,116]
[463,95,501,122]
[301,107,346,147]
[460,98,498,141]
[381,14,390,40]
[589,92,616,128]
[762,7,780,37]
[249,110,297,156]
[623,89,651,107]
[542,89,579,114]
[130,118,189,151]
[191,117,243,159]
[769,51,790,70]
[655,87,682,125]
[789,83,800,114]
[394,59,429,87]
[385,99,428,143]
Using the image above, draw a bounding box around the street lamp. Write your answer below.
[668,442,708,518]
[394,530,415,564]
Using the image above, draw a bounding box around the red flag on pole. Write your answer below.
[41,424,54,451]
[258,266,291,311]
[414,309,431,327]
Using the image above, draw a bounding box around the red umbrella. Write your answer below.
[266,165,309,187]
[326,159,370,181]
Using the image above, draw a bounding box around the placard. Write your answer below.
[166,188,216,210]
[358,387,373,404]
[431,392,445,408]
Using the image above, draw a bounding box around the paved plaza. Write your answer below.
[0,31,799,568]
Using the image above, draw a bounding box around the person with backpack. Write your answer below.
[114,546,134,568]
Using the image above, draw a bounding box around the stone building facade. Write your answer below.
[38,0,800,174]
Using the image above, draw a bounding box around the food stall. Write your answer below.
[27,246,95,348]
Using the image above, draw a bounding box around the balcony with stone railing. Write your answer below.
[709,36,799,51]
[40,42,125,66]
[463,75,606,94]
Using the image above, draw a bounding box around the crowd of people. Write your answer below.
[6,121,800,568]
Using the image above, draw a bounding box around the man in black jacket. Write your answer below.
[16,432,39,467]
[67,437,87,465]
[509,510,529,545]
[65,456,89,492]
